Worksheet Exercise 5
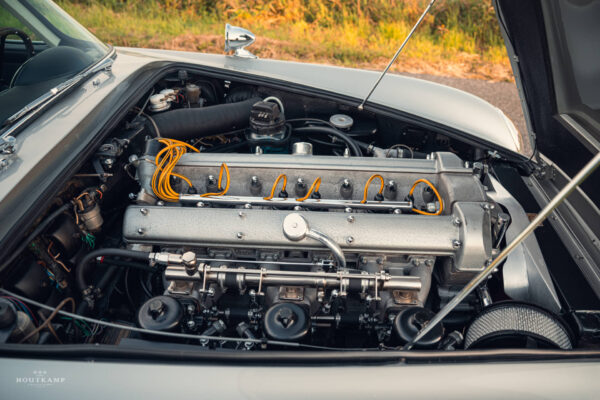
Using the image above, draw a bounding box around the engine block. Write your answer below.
[126,150,495,326]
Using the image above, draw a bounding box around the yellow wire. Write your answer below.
[296,177,321,202]
[360,174,385,204]
[200,163,231,197]
[409,178,444,216]
[151,139,199,202]
[264,174,287,200]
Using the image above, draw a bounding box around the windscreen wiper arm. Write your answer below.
[1,52,114,134]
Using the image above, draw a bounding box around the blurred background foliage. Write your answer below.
[57,0,512,81]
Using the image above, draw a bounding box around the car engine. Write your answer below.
[0,70,576,352]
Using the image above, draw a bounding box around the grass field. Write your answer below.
[57,0,513,81]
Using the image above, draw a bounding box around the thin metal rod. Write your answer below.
[404,151,600,350]
[357,0,436,111]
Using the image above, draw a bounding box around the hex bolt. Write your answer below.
[187,320,196,329]
[251,176,259,184]
[340,178,353,199]
[140,208,148,215]
[244,203,252,209]
[295,178,307,197]
[156,201,165,206]
[187,304,195,313]
[236,232,244,239]
[347,215,355,223]
[346,236,354,244]
[196,201,205,208]
[238,211,245,218]
[148,299,165,319]
[452,239,462,249]
[482,203,495,211]
[128,193,137,200]
[393,209,402,214]
[137,228,145,235]
[452,217,462,227]
[207,175,216,185]
[344,207,352,213]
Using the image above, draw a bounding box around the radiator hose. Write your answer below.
[76,248,151,293]
[149,97,262,140]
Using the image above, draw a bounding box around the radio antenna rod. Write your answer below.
[358,0,436,111]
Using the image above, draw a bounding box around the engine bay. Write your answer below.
[0,68,583,353]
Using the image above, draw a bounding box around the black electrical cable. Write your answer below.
[0,202,71,273]
[292,126,362,156]
[0,288,372,350]
[139,270,152,299]
[76,249,151,293]
[2,288,599,358]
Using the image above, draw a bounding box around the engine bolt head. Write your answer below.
[244,203,252,209]
[236,232,244,239]
[452,239,462,249]
[187,320,196,329]
[393,209,402,214]
[482,203,495,211]
[347,215,355,223]
[156,201,165,206]
[342,178,351,187]
[128,193,137,200]
[346,236,354,244]
[452,217,462,227]
[187,304,195,313]
[238,211,245,218]
[196,201,205,208]
[137,228,145,235]
[293,205,302,211]
[344,207,352,213]
[251,175,259,184]
[140,208,148,215]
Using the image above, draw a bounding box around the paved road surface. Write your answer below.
[401,73,530,153]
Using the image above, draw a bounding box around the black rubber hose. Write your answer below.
[76,249,151,293]
[0,203,71,274]
[150,97,261,140]
[293,126,362,156]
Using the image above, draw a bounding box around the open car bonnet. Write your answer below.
[495,0,600,170]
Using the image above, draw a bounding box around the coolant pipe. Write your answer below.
[150,97,261,140]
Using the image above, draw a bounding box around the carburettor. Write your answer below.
[126,149,497,344]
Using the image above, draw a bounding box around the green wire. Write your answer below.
[61,316,92,336]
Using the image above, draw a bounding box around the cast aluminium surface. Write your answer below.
[405,151,600,349]
[123,202,492,270]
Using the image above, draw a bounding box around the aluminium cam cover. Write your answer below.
[123,202,493,270]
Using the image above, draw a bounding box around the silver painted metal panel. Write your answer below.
[487,176,561,313]
[1,357,599,399]
[120,47,522,153]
